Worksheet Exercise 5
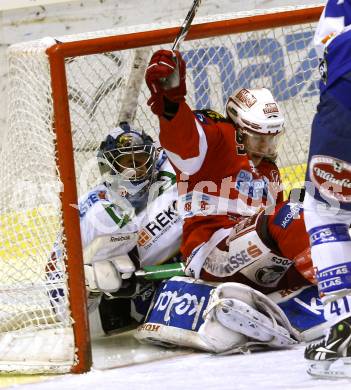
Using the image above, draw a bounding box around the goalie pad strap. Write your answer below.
[203,283,299,349]
[214,298,297,348]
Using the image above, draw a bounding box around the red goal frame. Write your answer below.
[45,5,322,373]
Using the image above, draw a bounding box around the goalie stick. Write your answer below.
[118,47,151,124]
[119,1,202,280]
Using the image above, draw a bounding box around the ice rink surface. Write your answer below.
[5,340,351,390]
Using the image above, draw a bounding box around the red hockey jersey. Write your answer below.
[159,102,283,269]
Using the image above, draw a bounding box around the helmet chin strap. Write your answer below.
[243,132,278,165]
[247,151,263,167]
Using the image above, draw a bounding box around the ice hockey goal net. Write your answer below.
[0,4,323,374]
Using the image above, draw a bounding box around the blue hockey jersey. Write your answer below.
[315,0,351,96]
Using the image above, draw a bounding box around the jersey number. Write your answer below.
[235,131,246,155]
[330,296,351,317]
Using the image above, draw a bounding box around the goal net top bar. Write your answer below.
[45,5,324,58]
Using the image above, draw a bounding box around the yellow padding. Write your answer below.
[280,163,306,200]
[0,206,60,262]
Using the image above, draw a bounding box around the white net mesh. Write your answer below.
[0,5,322,373]
[64,30,320,195]
[0,38,74,373]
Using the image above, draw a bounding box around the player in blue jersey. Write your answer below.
[303,0,351,378]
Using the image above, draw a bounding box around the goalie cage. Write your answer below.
[0,4,323,374]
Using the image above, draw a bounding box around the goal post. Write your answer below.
[1,4,323,374]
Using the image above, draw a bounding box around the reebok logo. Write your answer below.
[110,235,130,242]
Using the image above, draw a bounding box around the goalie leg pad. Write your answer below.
[215,299,293,346]
[136,277,300,354]
[202,283,300,351]
[268,285,328,342]
[135,277,247,352]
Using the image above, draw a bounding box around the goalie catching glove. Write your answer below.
[145,50,187,116]
[83,233,138,295]
[84,254,136,294]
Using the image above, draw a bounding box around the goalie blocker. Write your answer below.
[136,277,328,353]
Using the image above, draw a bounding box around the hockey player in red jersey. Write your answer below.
[135,50,327,354]
[144,49,313,294]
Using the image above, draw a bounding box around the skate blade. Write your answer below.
[307,358,351,379]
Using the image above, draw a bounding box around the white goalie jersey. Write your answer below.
[79,152,182,267]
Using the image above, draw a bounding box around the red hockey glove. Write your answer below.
[293,247,317,284]
[146,94,165,117]
[145,50,186,116]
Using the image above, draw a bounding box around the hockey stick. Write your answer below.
[135,262,186,281]
[172,0,202,51]
[118,47,152,124]
[160,0,202,89]
[119,0,202,121]
[114,3,202,278]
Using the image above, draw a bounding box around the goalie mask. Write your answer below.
[226,88,284,162]
[98,122,157,210]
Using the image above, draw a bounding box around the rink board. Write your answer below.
[0,0,82,11]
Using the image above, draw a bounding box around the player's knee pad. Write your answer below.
[304,192,351,230]
[308,223,351,296]
[203,211,293,289]
[267,285,328,342]
[136,277,299,354]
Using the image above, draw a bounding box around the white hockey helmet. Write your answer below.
[226,88,284,135]
[226,88,284,160]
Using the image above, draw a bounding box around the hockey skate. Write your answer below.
[305,316,351,379]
